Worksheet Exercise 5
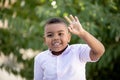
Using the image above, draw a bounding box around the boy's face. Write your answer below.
[44,23,71,52]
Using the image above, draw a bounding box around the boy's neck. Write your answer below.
[51,45,68,56]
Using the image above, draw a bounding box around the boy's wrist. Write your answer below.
[78,29,87,38]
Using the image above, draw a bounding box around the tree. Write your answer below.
[0,0,120,80]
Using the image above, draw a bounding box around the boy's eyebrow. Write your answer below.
[46,32,52,34]
[58,30,65,32]
[46,30,65,34]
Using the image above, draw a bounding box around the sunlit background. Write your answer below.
[0,0,120,80]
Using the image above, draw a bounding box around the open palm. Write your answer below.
[64,15,85,36]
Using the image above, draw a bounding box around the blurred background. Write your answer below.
[0,0,120,80]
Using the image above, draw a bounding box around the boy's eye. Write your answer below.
[59,33,64,36]
[46,34,53,37]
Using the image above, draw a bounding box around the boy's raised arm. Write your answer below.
[64,15,105,61]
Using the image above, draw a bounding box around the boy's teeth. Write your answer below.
[54,43,60,46]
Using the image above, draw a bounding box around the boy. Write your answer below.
[34,15,105,80]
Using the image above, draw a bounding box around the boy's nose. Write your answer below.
[53,35,59,40]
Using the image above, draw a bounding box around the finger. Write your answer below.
[68,24,74,31]
[64,16,72,24]
[68,27,72,32]
[70,15,75,21]
[75,16,79,22]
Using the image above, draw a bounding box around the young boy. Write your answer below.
[34,15,105,80]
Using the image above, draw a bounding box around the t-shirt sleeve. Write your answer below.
[34,55,43,80]
[77,44,92,62]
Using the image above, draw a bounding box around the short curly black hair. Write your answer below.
[45,17,66,26]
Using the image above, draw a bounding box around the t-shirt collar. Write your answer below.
[48,44,71,56]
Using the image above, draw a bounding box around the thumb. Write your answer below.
[68,27,72,32]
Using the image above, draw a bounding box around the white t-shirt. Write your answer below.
[34,44,95,80]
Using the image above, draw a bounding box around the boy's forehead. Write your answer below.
[45,23,67,27]
[44,23,68,32]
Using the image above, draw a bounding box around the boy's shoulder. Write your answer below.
[70,44,88,48]
[70,44,90,51]
[35,50,49,60]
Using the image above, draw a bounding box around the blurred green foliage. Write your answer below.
[0,0,120,80]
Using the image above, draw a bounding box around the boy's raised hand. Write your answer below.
[64,15,85,37]
[65,15,105,61]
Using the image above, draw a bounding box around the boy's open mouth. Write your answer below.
[52,41,62,47]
